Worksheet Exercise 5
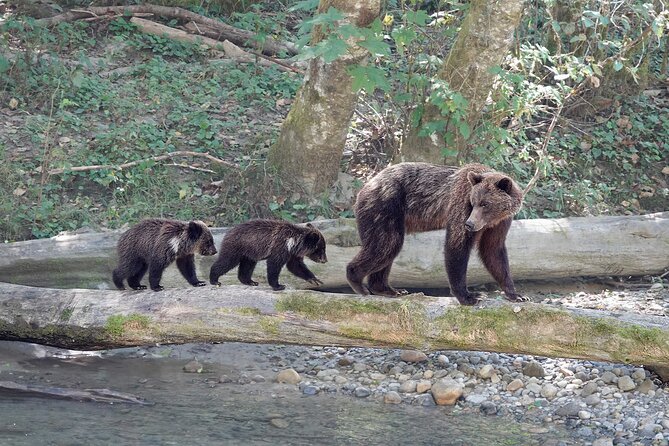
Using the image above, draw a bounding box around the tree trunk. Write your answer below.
[267,0,380,198]
[0,282,668,370]
[397,0,525,164]
[0,213,666,292]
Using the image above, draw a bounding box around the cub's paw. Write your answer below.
[241,280,259,286]
[504,292,529,302]
[272,284,286,291]
[210,281,221,287]
[307,278,324,286]
[151,285,165,292]
[131,285,147,291]
[194,281,207,287]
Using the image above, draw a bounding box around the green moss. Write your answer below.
[218,307,262,316]
[258,316,281,335]
[105,313,151,337]
[276,293,417,320]
[59,307,74,322]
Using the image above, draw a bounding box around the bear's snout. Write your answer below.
[464,220,476,232]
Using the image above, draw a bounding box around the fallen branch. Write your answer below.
[34,4,298,57]
[47,150,238,176]
[129,17,296,73]
[0,380,154,405]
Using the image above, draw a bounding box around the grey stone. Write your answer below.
[276,369,301,384]
[555,402,581,418]
[601,371,618,384]
[354,387,371,398]
[465,394,487,405]
[522,360,545,378]
[399,380,417,393]
[414,393,436,406]
[638,423,662,438]
[506,379,524,392]
[541,383,559,400]
[478,364,495,379]
[400,350,428,363]
[617,376,636,392]
[431,378,464,406]
[584,394,601,406]
[384,390,402,404]
[581,381,599,396]
[301,385,319,395]
[480,401,497,415]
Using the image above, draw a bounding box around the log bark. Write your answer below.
[0,213,666,291]
[0,282,667,370]
[34,4,298,57]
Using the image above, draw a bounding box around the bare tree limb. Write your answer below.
[47,150,238,176]
[34,4,298,57]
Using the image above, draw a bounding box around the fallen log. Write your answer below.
[0,282,667,370]
[0,214,667,292]
[34,4,298,57]
[129,17,296,73]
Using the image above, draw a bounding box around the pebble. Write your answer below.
[301,385,319,395]
[617,376,636,392]
[276,369,301,384]
[354,387,371,398]
[478,364,495,379]
[416,380,432,394]
[480,401,498,415]
[523,361,546,378]
[384,391,402,404]
[399,380,417,393]
[431,379,463,406]
[270,418,289,429]
[506,379,524,392]
[400,350,428,363]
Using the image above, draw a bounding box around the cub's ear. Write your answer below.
[496,177,514,194]
[467,171,484,186]
[306,223,314,228]
[304,231,321,246]
[188,221,203,239]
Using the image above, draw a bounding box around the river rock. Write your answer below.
[506,379,524,392]
[276,368,302,384]
[617,375,636,392]
[581,381,598,396]
[555,401,581,418]
[601,371,617,384]
[584,394,601,406]
[414,393,436,406]
[541,383,559,400]
[522,361,545,378]
[182,359,202,373]
[480,401,498,415]
[384,391,402,404]
[431,379,463,406]
[399,380,417,393]
[637,378,656,394]
[338,356,354,366]
[354,387,371,398]
[416,380,432,394]
[591,438,614,446]
[478,364,495,379]
[270,418,289,429]
[301,385,319,395]
[400,350,428,363]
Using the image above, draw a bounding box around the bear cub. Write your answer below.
[113,218,217,292]
[209,219,327,291]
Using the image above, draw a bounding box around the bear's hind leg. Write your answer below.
[237,257,258,286]
[127,261,148,290]
[209,254,241,286]
[368,264,408,296]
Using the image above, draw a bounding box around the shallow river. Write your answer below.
[0,341,572,445]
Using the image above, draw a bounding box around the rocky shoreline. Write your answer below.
[214,283,669,446]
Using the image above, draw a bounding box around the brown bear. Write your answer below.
[209,219,327,291]
[346,162,526,305]
[112,218,217,292]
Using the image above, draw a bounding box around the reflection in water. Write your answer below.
[0,342,571,445]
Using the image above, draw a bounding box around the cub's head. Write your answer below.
[188,221,218,256]
[465,171,523,232]
[303,223,328,264]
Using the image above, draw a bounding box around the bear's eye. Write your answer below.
[479,202,488,208]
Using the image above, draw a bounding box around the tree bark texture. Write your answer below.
[0,282,667,370]
[267,0,381,198]
[0,213,667,293]
[397,0,525,164]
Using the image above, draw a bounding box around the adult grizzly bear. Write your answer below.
[112,219,217,292]
[209,219,327,291]
[346,162,526,305]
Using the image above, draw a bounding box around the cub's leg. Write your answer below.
[237,257,259,286]
[176,254,205,287]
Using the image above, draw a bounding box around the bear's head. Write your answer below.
[465,172,523,232]
[189,221,218,256]
[303,223,328,264]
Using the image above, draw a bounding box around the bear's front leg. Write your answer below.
[266,258,286,291]
[445,231,480,305]
[177,255,206,287]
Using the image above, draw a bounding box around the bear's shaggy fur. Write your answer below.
[112,219,217,292]
[209,219,327,291]
[346,162,526,305]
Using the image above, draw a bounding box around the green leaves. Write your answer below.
[349,65,390,94]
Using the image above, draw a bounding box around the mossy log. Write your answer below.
[0,282,668,370]
[0,213,667,292]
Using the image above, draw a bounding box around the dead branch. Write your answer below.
[47,150,238,176]
[34,4,298,57]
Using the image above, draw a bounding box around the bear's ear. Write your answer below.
[304,231,320,246]
[496,177,514,194]
[467,171,484,186]
[188,221,203,239]
[306,223,314,228]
